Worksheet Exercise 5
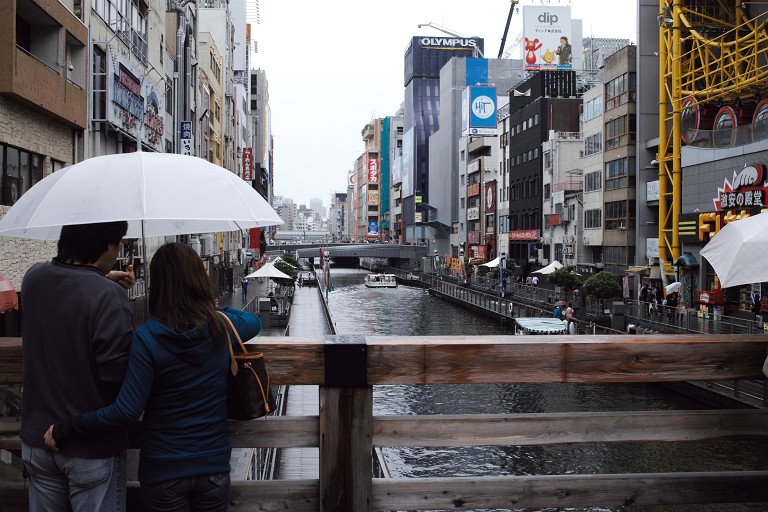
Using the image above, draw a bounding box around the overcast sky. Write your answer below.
[251,0,638,209]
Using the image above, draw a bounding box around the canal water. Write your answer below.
[326,269,768,512]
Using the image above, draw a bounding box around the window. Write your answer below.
[605,72,636,111]
[584,208,602,229]
[543,151,552,170]
[584,96,602,121]
[584,133,602,156]
[605,200,636,230]
[1,144,44,206]
[92,0,148,62]
[605,114,635,150]
[164,75,173,115]
[605,157,636,190]
[584,170,602,192]
[544,183,551,200]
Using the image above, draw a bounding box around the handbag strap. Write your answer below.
[218,311,247,376]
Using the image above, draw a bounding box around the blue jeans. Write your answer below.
[22,441,126,512]
[140,472,231,512]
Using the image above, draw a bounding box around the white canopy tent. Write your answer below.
[532,260,563,275]
[480,256,502,268]
[246,262,291,280]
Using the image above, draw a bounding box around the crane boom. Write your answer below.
[498,0,519,59]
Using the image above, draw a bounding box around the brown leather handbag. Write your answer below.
[219,312,277,420]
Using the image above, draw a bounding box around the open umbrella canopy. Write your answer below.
[700,213,768,288]
[665,282,682,294]
[533,260,563,275]
[246,262,291,280]
[0,152,283,240]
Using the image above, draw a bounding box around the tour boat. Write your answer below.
[514,317,567,335]
[364,273,398,288]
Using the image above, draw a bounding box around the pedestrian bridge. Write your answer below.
[293,243,427,266]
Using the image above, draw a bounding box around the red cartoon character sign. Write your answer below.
[524,38,542,66]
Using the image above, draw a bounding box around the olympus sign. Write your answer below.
[419,37,478,48]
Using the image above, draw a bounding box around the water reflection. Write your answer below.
[327,269,767,512]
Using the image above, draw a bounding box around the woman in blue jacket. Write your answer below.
[46,242,262,511]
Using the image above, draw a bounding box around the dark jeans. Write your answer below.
[140,472,230,512]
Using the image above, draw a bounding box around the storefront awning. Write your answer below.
[626,265,650,273]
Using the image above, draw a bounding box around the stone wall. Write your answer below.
[0,97,74,167]
[0,97,75,287]
[0,206,57,287]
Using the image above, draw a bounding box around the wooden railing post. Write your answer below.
[319,336,372,511]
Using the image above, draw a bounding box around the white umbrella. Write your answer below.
[0,152,283,240]
[480,256,502,268]
[665,282,682,294]
[700,213,768,288]
[533,260,563,275]
[246,262,291,280]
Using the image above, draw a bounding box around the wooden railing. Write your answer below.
[2,334,768,511]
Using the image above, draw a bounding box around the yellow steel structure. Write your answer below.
[657,0,768,273]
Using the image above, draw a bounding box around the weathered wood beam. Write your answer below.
[371,471,768,510]
[3,335,768,385]
[373,409,768,446]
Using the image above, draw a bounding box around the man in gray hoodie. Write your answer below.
[20,221,134,511]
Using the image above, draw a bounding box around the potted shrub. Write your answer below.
[547,266,583,298]
[583,271,622,301]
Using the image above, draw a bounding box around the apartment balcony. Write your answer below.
[467,155,494,175]
[0,0,88,128]
[468,136,492,154]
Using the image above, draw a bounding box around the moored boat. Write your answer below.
[514,317,567,335]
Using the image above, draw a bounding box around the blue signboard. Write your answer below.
[468,86,497,136]
[180,120,193,155]
[368,221,378,235]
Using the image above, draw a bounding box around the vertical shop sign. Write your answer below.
[180,121,192,156]
[242,148,253,181]
[368,158,379,183]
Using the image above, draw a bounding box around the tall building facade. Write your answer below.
[601,45,637,275]
[401,35,484,243]
[381,113,403,242]
[353,119,382,241]
[328,192,347,242]
[504,71,580,271]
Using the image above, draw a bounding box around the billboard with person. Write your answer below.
[522,5,572,71]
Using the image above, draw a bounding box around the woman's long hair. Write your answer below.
[148,242,227,346]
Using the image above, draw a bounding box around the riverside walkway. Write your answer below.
[220,280,327,481]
